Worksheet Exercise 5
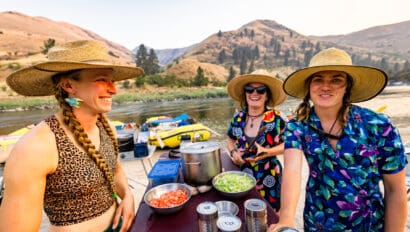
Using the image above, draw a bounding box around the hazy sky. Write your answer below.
[1,0,409,50]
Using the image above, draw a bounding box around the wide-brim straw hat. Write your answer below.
[6,40,144,96]
[227,70,287,107]
[283,47,387,103]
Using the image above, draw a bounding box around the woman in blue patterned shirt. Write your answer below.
[226,71,287,211]
[269,48,407,231]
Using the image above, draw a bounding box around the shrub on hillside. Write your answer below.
[8,62,21,70]
[121,80,130,89]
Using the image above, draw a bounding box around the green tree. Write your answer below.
[41,38,55,54]
[147,48,160,75]
[218,49,226,64]
[274,43,281,56]
[122,80,130,89]
[217,30,222,37]
[253,45,260,59]
[135,44,148,75]
[392,68,410,83]
[393,62,400,72]
[135,76,145,87]
[300,41,307,50]
[227,66,236,82]
[315,42,321,53]
[403,60,409,70]
[284,49,290,66]
[239,57,247,75]
[304,50,314,66]
[232,48,240,64]
[192,66,208,86]
[380,57,389,71]
[248,59,255,73]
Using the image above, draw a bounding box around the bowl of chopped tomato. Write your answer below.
[144,183,192,214]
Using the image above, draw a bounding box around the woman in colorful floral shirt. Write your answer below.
[226,71,287,211]
[269,48,407,231]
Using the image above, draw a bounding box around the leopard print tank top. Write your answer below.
[44,115,116,226]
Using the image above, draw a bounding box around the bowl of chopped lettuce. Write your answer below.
[212,171,256,198]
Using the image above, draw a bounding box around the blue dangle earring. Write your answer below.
[65,97,83,108]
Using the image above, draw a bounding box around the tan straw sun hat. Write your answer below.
[227,70,287,107]
[6,40,144,96]
[283,47,387,103]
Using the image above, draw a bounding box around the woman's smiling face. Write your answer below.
[309,70,348,109]
[65,68,117,114]
[245,82,268,108]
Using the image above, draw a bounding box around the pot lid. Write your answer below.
[179,141,220,153]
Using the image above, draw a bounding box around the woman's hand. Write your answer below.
[113,192,135,232]
[231,150,246,165]
[267,221,296,232]
[245,142,268,162]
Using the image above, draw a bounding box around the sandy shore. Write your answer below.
[38,86,410,231]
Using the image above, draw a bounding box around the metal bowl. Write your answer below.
[212,171,256,198]
[271,226,300,232]
[215,200,239,216]
[143,183,191,214]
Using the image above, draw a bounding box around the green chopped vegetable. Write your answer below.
[214,172,254,193]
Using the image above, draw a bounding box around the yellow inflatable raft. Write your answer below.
[148,123,211,148]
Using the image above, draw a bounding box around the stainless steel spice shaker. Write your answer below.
[216,215,242,232]
[197,201,218,232]
[244,198,267,232]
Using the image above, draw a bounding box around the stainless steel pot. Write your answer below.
[179,141,222,186]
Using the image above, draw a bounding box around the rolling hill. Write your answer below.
[1,11,409,92]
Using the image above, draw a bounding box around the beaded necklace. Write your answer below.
[247,112,264,128]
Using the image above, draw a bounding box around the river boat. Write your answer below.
[140,113,211,148]
[148,123,211,148]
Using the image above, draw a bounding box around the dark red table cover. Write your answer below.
[129,151,279,232]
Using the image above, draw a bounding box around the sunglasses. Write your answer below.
[244,85,267,94]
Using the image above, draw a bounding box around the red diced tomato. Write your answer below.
[149,189,189,208]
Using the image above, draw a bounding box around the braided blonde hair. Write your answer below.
[53,70,119,198]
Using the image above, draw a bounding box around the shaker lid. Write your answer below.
[244,198,267,211]
[217,215,242,231]
[197,201,218,219]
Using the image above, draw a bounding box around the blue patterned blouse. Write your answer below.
[284,105,407,231]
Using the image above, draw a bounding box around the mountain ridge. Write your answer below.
[1,11,409,90]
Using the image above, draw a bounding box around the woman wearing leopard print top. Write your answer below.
[0,40,144,231]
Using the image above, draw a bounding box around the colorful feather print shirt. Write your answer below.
[284,105,407,232]
[227,108,286,210]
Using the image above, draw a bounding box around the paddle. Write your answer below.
[376,105,387,113]
[201,125,222,137]
[155,134,165,148]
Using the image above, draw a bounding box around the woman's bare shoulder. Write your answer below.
[5,120,58,174]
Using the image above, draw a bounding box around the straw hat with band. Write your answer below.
[7,40,144,96]
[283,47,387,103]
[227,70,287,107]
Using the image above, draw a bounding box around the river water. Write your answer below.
[0,97,301,138]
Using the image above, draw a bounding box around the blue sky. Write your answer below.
[1,0,409,50]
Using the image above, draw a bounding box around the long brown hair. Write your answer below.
[295,73,353,127]
[53,70,119,197]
